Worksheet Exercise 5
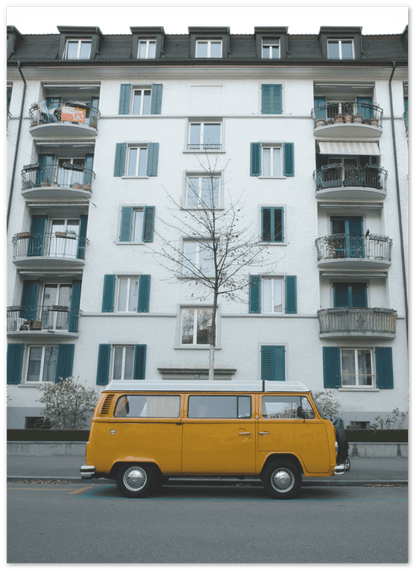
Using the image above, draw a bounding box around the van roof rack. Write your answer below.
[104,380,310,393]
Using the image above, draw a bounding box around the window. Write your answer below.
[112,346,135,380]
[116,277,139,312]
[327,39,354,60]
[249,275,296,314]
[181,308,214,346]
[64,39,91,60]
[41,284,73,330]
[261,345,285,381]
[183,241,215,276]
[96,344,146,385]
[262,396,314,419]
[50,219,80,259]
[26,346,58,383]
[114,143,159,177]
[250,142,294,177]
[188,396,251,419]
[132,89,152,115]
[261,84,283,115]
[262,40,280,59]
[118,84,162,116]
[186,175,220,208]
[333,282,367,308]
[119,206,155,243]
[57,158,85,187]
[137,39,156,59]
[261,207,284,243]
[262,278,283,313]
[341,348,374,388]
[102,275,150,313]
[188,122,221,151]
[127,146,148,177]
[196,40,222,58]
[115,395,180,418]
[262,146,282,177]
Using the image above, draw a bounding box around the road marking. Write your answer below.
[68,486,92,494]
[7,487,74,492]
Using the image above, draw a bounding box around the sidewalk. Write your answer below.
[7,454,408,486]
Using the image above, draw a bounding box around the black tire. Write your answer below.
[262,460,301,499]
[344,457,351,471]
[116,464,156,498]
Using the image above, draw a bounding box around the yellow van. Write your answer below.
[81,380,346,499]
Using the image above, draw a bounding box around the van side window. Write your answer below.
[262,396,315,419]
[188,395,251,419]
[114,395,180,418]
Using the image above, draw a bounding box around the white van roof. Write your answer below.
[104,380,310,393]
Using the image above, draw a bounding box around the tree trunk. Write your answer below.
[208,289,218,381]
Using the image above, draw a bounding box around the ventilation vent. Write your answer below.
[100,394,115,415]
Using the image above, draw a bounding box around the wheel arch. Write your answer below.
[109,460,161,480]
[261,453,304,476]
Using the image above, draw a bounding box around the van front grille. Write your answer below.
[101,394,115,415]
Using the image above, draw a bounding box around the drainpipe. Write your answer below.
[388,61,408,342]
[7,62,27,229]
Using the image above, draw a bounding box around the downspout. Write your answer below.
[7,62,27,229]
[388,61,408,342]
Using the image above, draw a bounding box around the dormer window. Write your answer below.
[327,39,354,60]
[196,40,222,58]
[65,39,92,60]
[262,40,280,60]
[138,39,156,59]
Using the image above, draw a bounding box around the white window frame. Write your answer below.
[179,307,216,347]
[327,39,354,60]
[64,39,92,60]
[40,282,73,331]
[111,345,135,381]
[137,39,157,59]
[182,240,215,277]
[261,145,283,177]
[25,345,58,384]
[126,145,148,177]
[185,174,221,209]
[262,40,280,60]
[195,40,222,58]
[131,87,152,115]
[115,276,140,313]
[262,277,284,314]
[340,347,375,389]
[188,121,222,152]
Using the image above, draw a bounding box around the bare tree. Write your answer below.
[150,154,278,380]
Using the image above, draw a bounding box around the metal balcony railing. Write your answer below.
[21,163,95,192]
[312,100,383,127]
[403,110,408,133]
[315,234,392,263]
[314,164,387,192]
[7,305,81,333]
[29,100,100,130]
[13,232,89,261]
[318,308,397,336]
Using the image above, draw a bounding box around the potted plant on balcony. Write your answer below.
[81,183,91,190]
[326,118,334,125]
[335,114,344,124]
[315,118,326,128]
[353,114,362,124]
[55,231,67,238]
[16,232,33,239]
[370,117,379,126]
[345,114,353,123]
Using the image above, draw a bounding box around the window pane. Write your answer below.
[342,41,353,59]
[115,395,180,418]
[201,177,218,208]
[66,42,79,59]
[187,178,200,208]
[132,210,144,242]
[148,41,156,59]
[196,42,208,58]
[188,396,239,418]
[199,242,214,275]
[263,396,301,419]
[138,42,147,59]
[341,350,355,385]
[27,347,42,382]
[80,42,91,59]
[210,42,222,58]
[196,309,212,344]
[273,148,281,177]
[183,242,197,275]
[189,124,201,149]
[42,347,58,383]
[262,46,269,59]
[124,347,134,380]
[117,278,128,311]
[113,347,123,379]
[263,279,272,312]
[327,41,339,59]
[56,285,71,330]
[272,45,279,59]
[142,90,151,115]
[357,350,372,385]
[203,124,220,149]
[138,148,148,176]
[128,279,139,312]
[273,279,283,312]
[181,309,194,344]
[128,148,138,176]
[238,396,252,418]
[262,209,271,242]
[273,209,283,241]
[132,91,142,114]
[263,148,271,176]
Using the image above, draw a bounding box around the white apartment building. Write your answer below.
[6,25,408,429]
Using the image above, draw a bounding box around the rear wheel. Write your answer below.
[262,460,301,499]
[116,464,156,498]
[344,457,351,471]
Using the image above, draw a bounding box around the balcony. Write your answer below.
[314,164,387,200]
[21,163,95,200]
[315,234,392,269]
[312,101,383,138]
[318,308,397,339]
[12,232,89,269]
[29,100,100,138]
[7,305,80,338]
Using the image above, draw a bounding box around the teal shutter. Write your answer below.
[357,97,373,120]
[138,275,151,313]
[133,345,147,379]
[250,143,261,176]
[55,344,75,383]
[285,276,297,314]
[249,275,261,314]
[143,206,155,242]
[119,84,131,115]
[28,215,48,257]
[314,97,326,120]
[20,281,39,320]
[323,347,341,388]
[83,154,94,186]
[404,97,408,130]
[261,84,283,114]
[68,282,81,333]
[283,143,294,177]
[96,344,111,386]
[119,207,133,242]
[36,154,54,186]
[261,208,271,242]
[334,283,349,308]
[7,344,24,385]
[151,84,163,115]
[102,275,116,313]
[375,347,394,389]
[77,215,88,259]
[114,143,127,176]
[351,283,367,308]
[146,143,159,176]
[261,346,285,381]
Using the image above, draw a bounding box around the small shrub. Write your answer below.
[369,408,409,430]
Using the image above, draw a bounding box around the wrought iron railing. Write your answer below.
[13,232,89,261]
[315,234,392,263]
[403,110,408,133]
[314,164,387,192]
[7,305,81,333]
[21,163,95,192]
[318,308,396,336]
[312,100,383,127]
[29,100,100,130]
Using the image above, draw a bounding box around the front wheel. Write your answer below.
[262,460,301,499]
[344,457,351,471]
[116,464,156,498]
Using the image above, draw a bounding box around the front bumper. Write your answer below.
[334,464,345,475]
[80,465,96,479]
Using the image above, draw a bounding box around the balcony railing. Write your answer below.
[318,308,397,337]
[315,234,392,263]
[7,305,81,333]
[21,163,95,193]
[13,232,89,261]
[29,100,100,130]
[314,164,387,192]
[403,110,408,133]
[312,101,383,127]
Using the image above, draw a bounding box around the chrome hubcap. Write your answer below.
[271,468,295,492]
[123,466,147,492]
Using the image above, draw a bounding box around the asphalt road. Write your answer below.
[7,481,408,564]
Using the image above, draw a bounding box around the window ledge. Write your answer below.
[175,345,221,350]
[18,384,43,388]
[116,241,144,245]
[259,176,286,180]
[260,242,286,246]
[183,150,226,154]
[338,388,379,392]
[121,176,149,180]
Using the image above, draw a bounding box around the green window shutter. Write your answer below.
[36,154,54,186]
[114,143,127,177]
[250,143,261,176]
[283,143,294,176]
[151,84,163,115]
[119,207,133,242]
[146,143,159,176]
[261,84,283,115]
[138,275,151,313]
[55,344,75,383]
[68,282,81,333]
[7,344,24,385]
[323,347,341,388]
[28,215,48,257]
[351,283,367,308]
[77,215,88,259]
[20,280,39,321]
[83,154,94,186]
[143,206,155,242]
[96,344,111,386]
[334,283,349,308]
[375,347,394,389]
[133,345,147,379]
[261,208,271,242]
[249,275,261,314]
[102,275,116,313]
[285,276,297,314]
[119,84,131,115]
[261,346,285,381]
[314,97,326,120]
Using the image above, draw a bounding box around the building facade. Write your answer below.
[6,25,408,428]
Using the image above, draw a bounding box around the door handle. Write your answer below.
[238,432,251,436]
[258,431,270,435]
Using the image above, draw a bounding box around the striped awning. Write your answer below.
[318,142,380,155]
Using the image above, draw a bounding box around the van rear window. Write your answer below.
[114,395,180,418]
[188,396,251,419]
